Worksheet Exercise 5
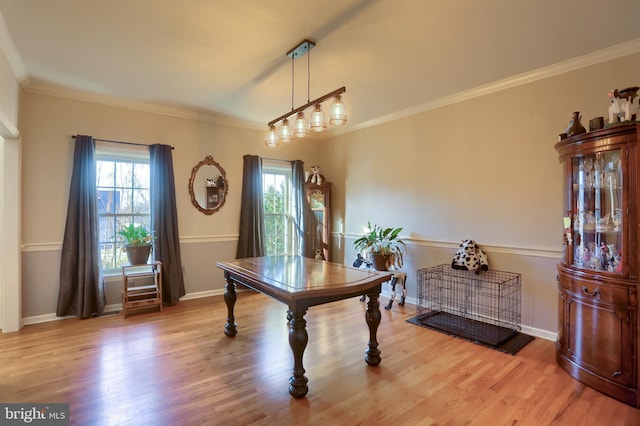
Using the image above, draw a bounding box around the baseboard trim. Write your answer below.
[378,290,555,342]
[21,289,227,326]
[21,288,557,342]
[180,289,226,300]
[23,313,75,326]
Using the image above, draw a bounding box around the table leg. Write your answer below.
[223,273,237,337]
[365,292,382,366]
[288,309,309,398]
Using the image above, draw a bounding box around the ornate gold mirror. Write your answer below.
[188,155,228,215]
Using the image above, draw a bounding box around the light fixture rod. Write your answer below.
[268,86,346,127]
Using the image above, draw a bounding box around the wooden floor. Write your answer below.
[1,291,639,425]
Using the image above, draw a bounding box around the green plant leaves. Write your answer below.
[353,222,406,268]
[118,224,153,247]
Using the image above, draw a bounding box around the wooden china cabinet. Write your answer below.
[555,123,640,407]
[305,179,331,261]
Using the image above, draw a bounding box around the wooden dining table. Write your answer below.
[216,255,392,398]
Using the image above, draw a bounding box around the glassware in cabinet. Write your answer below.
[571,149,623,273]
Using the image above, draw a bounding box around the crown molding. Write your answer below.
[350,37,640,132]
[23,78,264,131]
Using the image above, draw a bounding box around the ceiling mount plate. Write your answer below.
[286,39,316,59]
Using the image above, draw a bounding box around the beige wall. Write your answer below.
[322,52,640,336]
[18,90,322,318]
[16,51,640,338]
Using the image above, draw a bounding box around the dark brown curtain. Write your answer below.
[57,135,105,318]
[292,160,319,258]
[236,155,266,258]
[150,144,185,304]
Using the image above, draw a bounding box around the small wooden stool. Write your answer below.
[122,261,162,318]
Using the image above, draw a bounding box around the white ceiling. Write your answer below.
[2,0,640,137]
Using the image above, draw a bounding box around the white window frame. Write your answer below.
[95,142,150,273]
[262,160,295,256]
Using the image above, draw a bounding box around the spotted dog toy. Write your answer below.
[451,239,488,274]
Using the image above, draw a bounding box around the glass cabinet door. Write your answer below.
[572,149,624,273]
[309,190,327,259]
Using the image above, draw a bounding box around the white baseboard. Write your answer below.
[521,326,556,342]
[378,291,556,342]
[22,313,75,326]
[180,289,225,300]
[21,289,227,326]
[22,289,557,343]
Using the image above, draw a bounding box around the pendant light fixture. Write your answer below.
[329,95,347,125]
[293,111,309,138]
[264,39,347,148]
[309,104,327,132]
[278,118,292,143]
[265,124,278,148]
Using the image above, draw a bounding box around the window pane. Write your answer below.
[97,156,150,271]
[133,163,150,188]
[133,188,150,214]
[119,189,134,214]
[262,167,293,256]
[115,162,133,187]
[96,161,115,187]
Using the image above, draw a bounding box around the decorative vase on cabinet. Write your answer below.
[555,123,640,407]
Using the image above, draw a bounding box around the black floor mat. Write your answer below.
[406,314,534,355]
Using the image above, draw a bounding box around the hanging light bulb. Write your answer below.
[309,104,327,132]
[265,125,279,148]
[278,118,292,143]
[328,95,347,125]
[293,111,309,138]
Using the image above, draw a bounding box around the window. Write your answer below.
[262,162,294,256]
[96,143,150,271]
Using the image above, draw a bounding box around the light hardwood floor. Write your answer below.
[1,291,639,425]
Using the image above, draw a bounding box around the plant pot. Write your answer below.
[371,253,391,271]
[125,245,152,265]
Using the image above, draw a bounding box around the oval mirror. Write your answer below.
[188,155,228,215]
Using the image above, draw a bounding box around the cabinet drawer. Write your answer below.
[559,273,631,306]
[571,281,629,306]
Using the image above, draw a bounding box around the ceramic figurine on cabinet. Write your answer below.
[608,87,639,124]
[308,166,324,185]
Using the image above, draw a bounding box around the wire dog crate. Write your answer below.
[416,264,522,347]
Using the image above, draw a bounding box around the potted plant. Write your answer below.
[353,222,407,271]
[118,224,154,265]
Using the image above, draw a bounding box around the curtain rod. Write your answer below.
[261,157,292,163]
[72,135,174,149]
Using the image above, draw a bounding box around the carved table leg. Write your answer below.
[365,292,382,366]
[223,273,237,337]
[288,309,309,398]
